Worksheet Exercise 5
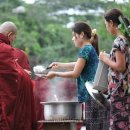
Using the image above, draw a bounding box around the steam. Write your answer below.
[54,94,58,101]
[34,77,78,102]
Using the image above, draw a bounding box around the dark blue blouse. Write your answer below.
[77,44,99,102]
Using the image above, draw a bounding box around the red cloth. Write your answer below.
[0,33,37,130]
[13,48,31,71]
[34,79,50,130]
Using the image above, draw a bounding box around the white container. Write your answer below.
[80,126,86,130]
[93,59,109,92]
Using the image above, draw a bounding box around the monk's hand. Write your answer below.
[24,69,32,75]
[45,71,56,79]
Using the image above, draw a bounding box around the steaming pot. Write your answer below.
[40,101,82,120]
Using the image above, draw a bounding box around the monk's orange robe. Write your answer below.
[0,33,37,130]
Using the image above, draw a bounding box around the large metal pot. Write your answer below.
[40,101,82,120]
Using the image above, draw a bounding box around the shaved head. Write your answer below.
[0,21,17,35]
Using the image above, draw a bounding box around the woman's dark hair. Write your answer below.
[104,8,123,25]
[72,21,99,55]
[104,8,130,39]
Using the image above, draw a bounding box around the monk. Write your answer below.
[0,21,37,130]
[13,47,32,75]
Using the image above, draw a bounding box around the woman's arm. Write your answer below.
[49,62,76,70]
[46,58,86,78]
[99,51,126,72]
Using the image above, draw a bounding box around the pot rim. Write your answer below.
[40,101,82,104]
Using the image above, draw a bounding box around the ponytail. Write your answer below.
[90,29,99,55]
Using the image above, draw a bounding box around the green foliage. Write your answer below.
[0,0,130,67]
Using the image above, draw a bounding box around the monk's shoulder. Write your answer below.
[0,42,13,52]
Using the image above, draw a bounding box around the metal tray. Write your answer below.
[85,82,110,110]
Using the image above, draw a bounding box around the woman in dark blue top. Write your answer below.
[45,21,109,130]
[77,44,98,102]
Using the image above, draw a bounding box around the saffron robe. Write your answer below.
[0,33,37,130]
[13,48,31,71]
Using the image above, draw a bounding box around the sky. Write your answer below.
[22,0,35,4]
[23,0,129,4]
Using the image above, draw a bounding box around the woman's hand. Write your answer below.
[99,51,126,72]
[99,51,109,64]
[45,71,56,79]
[48,62,61,69]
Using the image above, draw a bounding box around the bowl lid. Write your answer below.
[85,82,110,109]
